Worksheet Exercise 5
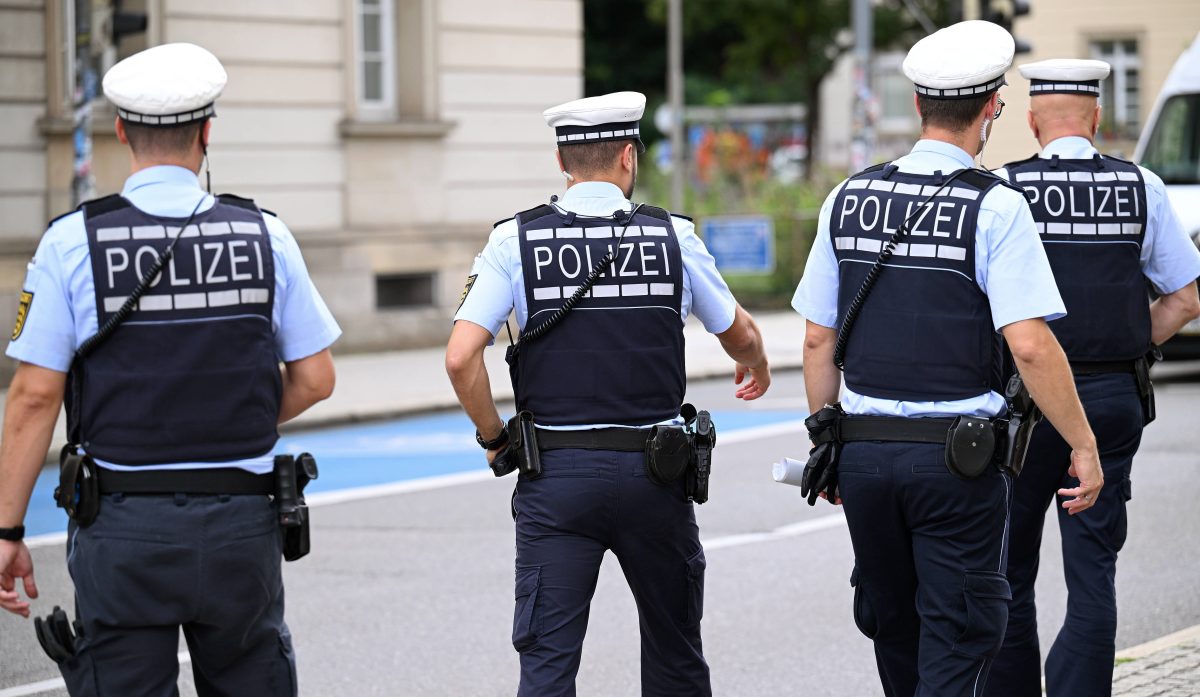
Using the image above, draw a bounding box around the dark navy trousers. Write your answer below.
[839,441,1012,697]
[985,373,1143,697]
[60,493,296,697]
[512,448,710,697]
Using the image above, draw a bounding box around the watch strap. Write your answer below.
[0,526,25,542]
[476,426,510,450]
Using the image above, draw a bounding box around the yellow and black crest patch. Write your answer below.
[11,290,33,341]
[457,274,478,310]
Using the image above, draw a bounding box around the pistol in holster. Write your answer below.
[501,411,542,478]
[1134,347,1160,425]
[686,410,716,504]
[275,452,318,562]
[55,445,100,527]
[998,373,1043,478]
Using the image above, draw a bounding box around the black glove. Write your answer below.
[489,444,517,477]
[800,440,840,506]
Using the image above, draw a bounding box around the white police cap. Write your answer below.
[903,20,1015,99]
[1019,59,1110,97]
[543,91,646,150]
[102,43,226,126]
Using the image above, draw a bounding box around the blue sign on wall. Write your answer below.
[700,215,775,273]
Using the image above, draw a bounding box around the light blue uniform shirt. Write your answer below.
[996,136,1200,295]
[792,140,1066,418]
[454,181,738,429]
[6,165,342,473]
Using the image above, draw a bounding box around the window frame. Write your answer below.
[1090,38,1142,140]
[353,0,398,120]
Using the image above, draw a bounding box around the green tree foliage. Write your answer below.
[584,0,956,176]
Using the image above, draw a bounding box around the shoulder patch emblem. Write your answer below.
[11,290,33,341]
[457,274,478,310]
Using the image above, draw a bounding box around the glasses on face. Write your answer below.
[993,97,1006,120]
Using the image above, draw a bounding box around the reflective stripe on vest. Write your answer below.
[832,167,1002,402]
[1007,154,1150,361]
[71,195,281,464]
[515,204,686,426]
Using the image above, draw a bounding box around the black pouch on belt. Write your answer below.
[645,425,692,485]
[507,411,542,478]
[944,417,997,479]
[55,445,99,527]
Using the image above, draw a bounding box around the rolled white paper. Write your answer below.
[772,457,807,487]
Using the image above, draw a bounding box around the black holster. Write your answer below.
[1135,348,1160,425]
[686,410,716,505]
[275,453,318,562]
[999,374,1043,477]
[55,445,99,527]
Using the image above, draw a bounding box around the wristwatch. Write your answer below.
[476,426,509,450]
[0,526,25,542]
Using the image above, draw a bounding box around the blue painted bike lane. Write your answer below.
[24,408,806,539]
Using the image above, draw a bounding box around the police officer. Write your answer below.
[985,59,1200,697]
[793,22,1105,696]
[445,91,770,696]
[0,43,340,695]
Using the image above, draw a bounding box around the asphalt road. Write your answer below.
[2,369,1199,696]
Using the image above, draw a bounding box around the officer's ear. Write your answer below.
[1092,104,1102,138]
[115,117,130,145]
[621,142,636,172]
[1027,108,1038,141]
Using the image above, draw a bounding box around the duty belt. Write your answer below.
[534,427,649,452]
[836,416,960,444]
[96,467,275,495]
[1069,359,1137,375]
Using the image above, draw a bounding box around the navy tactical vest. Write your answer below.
[66,194,281,464]
[513,203,686,426]
[832,164,1004,401]
[1005,154,1150,361]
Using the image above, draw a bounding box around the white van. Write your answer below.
[1135,32,1200,358]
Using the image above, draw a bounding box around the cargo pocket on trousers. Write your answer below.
[684,548,706,626]
[276,627,298,697]
[850,566,879,639]
[952,571,1011,657]
[60,651,100,696]
[512,566,542,652]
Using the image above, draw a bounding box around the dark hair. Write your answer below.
[558,139,634,176]
[917,93,993,132]
[121,119,205,157]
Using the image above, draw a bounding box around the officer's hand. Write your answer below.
[734,362,771,400]
[486,446,503,465]
[817,490,844,506]
[1058,447,1103,515]
[0,540,38,618]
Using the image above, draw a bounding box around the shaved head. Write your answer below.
[1027,93,1101,147]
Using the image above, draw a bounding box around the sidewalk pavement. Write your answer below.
[1113,624,1200,697]
[1,310,807,456]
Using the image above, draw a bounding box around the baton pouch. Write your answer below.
[55,445,99,527]
[645,425,692,485]
[508,411,542,478]
[1134,353,1156,425]
[944,417,997,479]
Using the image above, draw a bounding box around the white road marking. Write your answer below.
[702,511,846,550]
[25,420,809,551]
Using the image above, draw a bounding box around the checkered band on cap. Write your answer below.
[914,75,1006,99]
[554,121,641,144]
[1029,79,1101,96]
[117,103,216,126]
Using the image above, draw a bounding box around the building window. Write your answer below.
[355,0,396,118]
[376,273,435,309]
[1091,39,1140,140]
